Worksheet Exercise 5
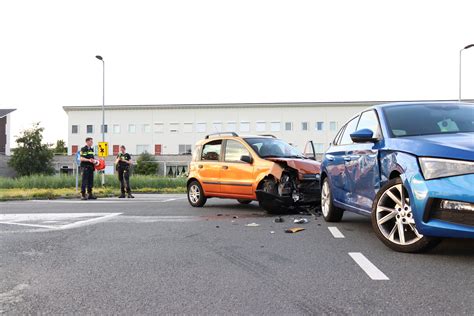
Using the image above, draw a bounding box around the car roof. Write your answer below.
[371,101,473,111]
[195,133,277,145]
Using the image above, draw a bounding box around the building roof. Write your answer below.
[62,100,474,112]
[0,109,16,118]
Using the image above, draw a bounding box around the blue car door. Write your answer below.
[326,115,360,204]
[345,110,382,211]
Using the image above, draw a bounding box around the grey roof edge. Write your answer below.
[62,99,474,112]
[0,109,16,118]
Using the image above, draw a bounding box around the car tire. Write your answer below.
[371,178,440,253]
[237,199,252,205]
[258,178,286,214]
[321,178,344,222]
[187,180,207,207]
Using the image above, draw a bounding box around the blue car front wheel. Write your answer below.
[371,178,439,253]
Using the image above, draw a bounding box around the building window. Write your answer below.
[86,125,93,134]
[301,122,309,131]
[113,145,120,155]
[240,121,250,132]
[155,144,162,155]
[154,123,164,133]
[285,122,292,131]
[316,121,324,131]
[255,121,266,132]
[128,124,136,133]
[101,124,108,133]
[179,144,192,155]
[71,125,78,134]
[170,123,179,133]
[196,122,207,133]
[71,145,78,154]
[329,121,337,131]
[213,122,223,132]
[143,124,151,133]
[226,121,237,132]
[113,124,121,134]
[136,145,150,154]
[270,122,281,132]
[183,123,193,133]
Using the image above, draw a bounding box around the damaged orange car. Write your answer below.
[187,133,321,212]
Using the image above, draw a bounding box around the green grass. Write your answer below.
[0,175,187,200]
[0,175,186,189]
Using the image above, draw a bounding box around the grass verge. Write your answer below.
[0,187,186,201]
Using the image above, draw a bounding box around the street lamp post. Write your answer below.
[459,44,474,102]
[96,55,105,185]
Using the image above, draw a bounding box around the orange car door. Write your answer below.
[198,140,223,194]
[220,140,254,196]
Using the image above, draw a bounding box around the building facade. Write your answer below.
[64,102,375,156]
[0,109,15,156]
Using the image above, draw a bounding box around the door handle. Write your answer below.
[198,165,203,169]
[222,165,229,170]
[325,154,335,161]
[343,156,351,162]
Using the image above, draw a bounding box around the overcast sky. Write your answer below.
[1,0,473,145]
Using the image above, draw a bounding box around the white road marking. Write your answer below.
[328,227,345,238]
[0,213,121,231]
[110,215,201,223]
[1,197,185,205]
[348,252,389,280]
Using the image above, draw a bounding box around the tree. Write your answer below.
[52,139,67,155]
[133,152,158,175]
[9,123,55,176]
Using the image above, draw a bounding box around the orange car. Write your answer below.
[187,133,321,212]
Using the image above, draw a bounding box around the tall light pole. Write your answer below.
[459,44,474,102]
[96,55,105,185]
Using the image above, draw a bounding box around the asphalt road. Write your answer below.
[1,195,473,315]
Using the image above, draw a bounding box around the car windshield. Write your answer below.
[383,103,474,137]
[244,137,304,158]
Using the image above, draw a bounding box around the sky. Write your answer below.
[1,0,473,145]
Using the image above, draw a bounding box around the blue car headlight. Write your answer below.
[418,157,474,180]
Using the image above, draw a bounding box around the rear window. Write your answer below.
[201,140,222,161]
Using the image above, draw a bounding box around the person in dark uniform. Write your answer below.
[115,145,134,198]
[80,137,97,200]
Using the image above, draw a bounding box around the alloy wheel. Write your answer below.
[321,180,330,217]
[189,184,200,204]
[375,183,423,245]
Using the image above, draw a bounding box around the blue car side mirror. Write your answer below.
[350,128,377,143]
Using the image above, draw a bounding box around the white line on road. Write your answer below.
[349,252,389,280]
[328,227,345,238]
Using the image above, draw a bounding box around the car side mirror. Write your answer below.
[240,155,253,164]
[350,128,377,143]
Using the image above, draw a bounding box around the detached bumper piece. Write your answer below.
[426,198,474,227]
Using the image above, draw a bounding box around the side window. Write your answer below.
[339,116,360,145]
[224,140,250,162]
[201,140,222,161]
[357,110,381,136]
[333,126,345,145]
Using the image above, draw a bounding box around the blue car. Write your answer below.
[320,102,474,252]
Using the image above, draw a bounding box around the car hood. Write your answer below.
[386,133,474,161]
[266,158,321,174]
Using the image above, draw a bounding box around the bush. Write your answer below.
[133,152,159,175]
[8,123,55,176]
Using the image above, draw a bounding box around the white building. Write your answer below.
[0,109,15,156]
[63,101,379,156]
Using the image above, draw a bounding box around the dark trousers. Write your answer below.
[81,166,94,194]
[118,168,131,194]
